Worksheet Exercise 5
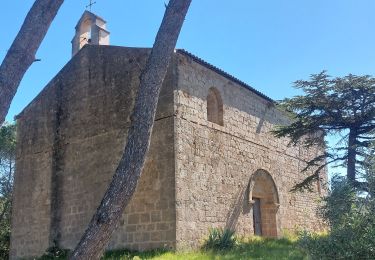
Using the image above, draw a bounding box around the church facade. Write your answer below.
[10,12,326,259]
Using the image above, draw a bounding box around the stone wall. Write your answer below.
[11,84,57,258]
[10,46,177,259]
[11,44,327,258]
[174,52,326,249]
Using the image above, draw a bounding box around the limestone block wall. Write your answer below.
[10,45,177,259]
[11,85,57,258]
[11,44,327,258]
[173,53,326,249]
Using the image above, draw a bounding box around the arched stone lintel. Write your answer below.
[248,169,280,208]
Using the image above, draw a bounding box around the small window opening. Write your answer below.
[207,87,224,126]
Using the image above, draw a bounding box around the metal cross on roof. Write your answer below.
[86,0,96,11]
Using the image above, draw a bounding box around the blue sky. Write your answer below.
[2,0,375,121]
[2,1,374,179]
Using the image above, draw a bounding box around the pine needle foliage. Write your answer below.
[273,71,375,192]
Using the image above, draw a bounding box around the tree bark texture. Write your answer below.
[0,0,64,126]
[70,0,192,259]
[347,129,357,183]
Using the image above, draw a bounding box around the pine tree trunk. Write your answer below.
[70,1,192,259]
[347,129,357,183]
[0,0,64,126]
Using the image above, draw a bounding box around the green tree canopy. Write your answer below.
[0,123,16,259]
[0,123,15,199]
[273,71,375,192]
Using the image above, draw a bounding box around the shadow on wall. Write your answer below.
[225,185,248,231]
[224,170,280,238]
[256,102,275,134]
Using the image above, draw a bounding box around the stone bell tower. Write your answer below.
[71,11,110,56]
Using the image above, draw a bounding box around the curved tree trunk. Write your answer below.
[70,0,192,259]
[0,0,64,126]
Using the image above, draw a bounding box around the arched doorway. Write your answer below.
[248,169,279,237]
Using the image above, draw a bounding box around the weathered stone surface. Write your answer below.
[10,46,176,259]
[174,53,326,249]
[10,45,326,259]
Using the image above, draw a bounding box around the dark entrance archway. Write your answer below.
[248,169,280,237]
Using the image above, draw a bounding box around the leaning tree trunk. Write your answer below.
[0,0,64,126]
[70,0,192,259]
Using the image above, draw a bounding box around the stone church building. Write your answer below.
[10,11,326,259]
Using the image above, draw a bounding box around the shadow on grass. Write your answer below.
[102,248,169,260]
[223,237,307,260]
[101,237,307,260]
[34,237,306,259]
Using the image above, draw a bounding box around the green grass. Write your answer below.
[102,237,307,260]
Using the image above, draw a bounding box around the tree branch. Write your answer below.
[0,0,64,125]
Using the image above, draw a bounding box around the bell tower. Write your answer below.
[71,11,110,56]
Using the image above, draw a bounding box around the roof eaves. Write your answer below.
[176,49,274,103]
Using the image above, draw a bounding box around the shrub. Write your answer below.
[202,228,236,251]
[0,217,10,260]
[299,175,375,259]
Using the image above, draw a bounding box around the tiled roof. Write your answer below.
[176,49,274,103]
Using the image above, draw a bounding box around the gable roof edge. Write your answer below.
[176,49,274,104]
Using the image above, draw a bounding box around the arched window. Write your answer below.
[207,87,224,126]
[78,18,92,49]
